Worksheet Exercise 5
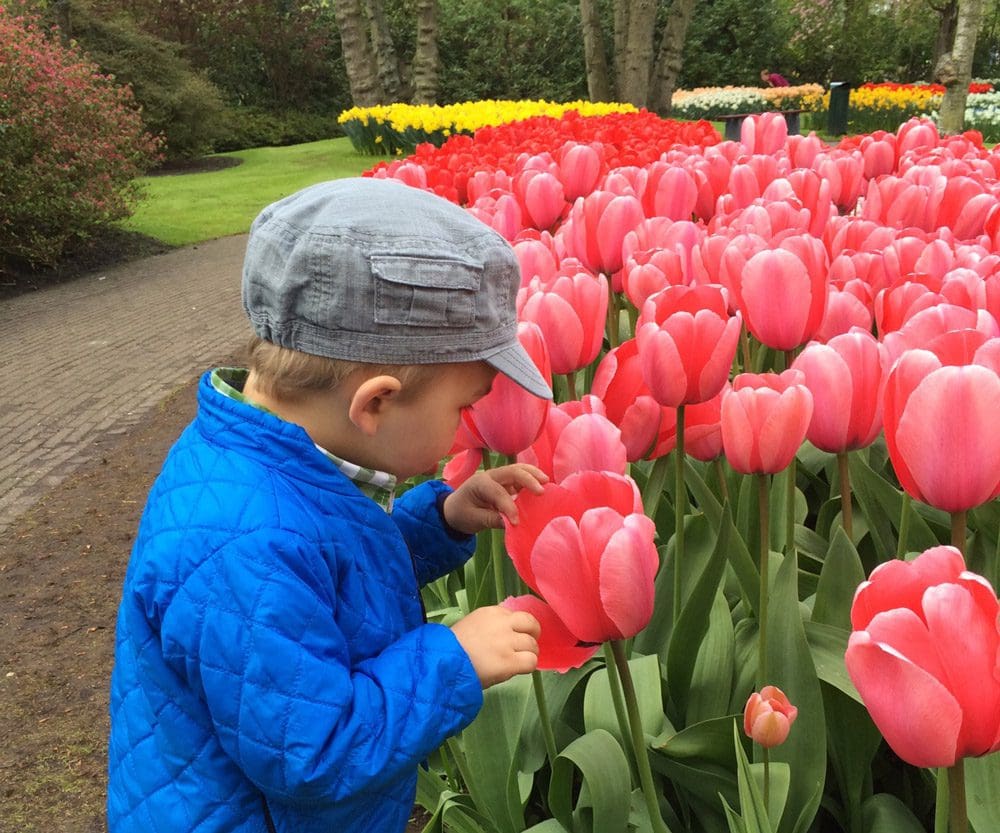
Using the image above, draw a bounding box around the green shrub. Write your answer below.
[213,108,341,153]
[0,6,160,267]
[57,5,228,161]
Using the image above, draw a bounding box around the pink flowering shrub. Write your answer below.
[0,7,161,266]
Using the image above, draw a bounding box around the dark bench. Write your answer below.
[717,109,803,140]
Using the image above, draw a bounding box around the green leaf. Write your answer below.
[767,552,826,833]
[967,752,1000,833]
[654,714,740,769]
[822,684,881,833]
[584,653,663,744]
[686,456,724,529]
[803,620,859,703]
[666,512,730,717]
[686,588,737,724]
[812,526,866,631]
[860,793,927,833]
[454,674,533,833]
[548,729,632,833]
[732,723,775,833]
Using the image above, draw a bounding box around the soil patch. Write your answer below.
[0,376,433,833]
[0,228,172,301]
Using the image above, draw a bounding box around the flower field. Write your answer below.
[361,108,1000,833]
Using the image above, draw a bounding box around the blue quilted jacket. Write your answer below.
[108,371,484,832]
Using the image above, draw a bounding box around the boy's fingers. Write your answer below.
[510,610,541,637]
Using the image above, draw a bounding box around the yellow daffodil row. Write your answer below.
[801,83,943,133]
[338,99,638,155]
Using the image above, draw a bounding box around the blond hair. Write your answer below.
[244,336,439,402]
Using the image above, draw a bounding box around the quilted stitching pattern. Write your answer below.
[108,372,483,833]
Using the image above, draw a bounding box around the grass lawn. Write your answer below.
[121,137,377,246]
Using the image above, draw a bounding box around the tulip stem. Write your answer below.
[610,640,671,833]
[531,671,559,768]
[607,291,621,349]
[951,511,967,554]
[897,492,912,558]
[673,405,687,625]
[948,760,968,833]
[763,747,771,817]
[757,473,771,686]
[714,457,730,504]
[785,457,796,558]
[837,452,853,541]
[602,643,634,768]
[564,371,577,402]
[740,326,752,373]
[490,526,507,604]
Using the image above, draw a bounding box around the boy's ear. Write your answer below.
[348,374,403,435]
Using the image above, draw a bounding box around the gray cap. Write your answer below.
[242,177,551,399]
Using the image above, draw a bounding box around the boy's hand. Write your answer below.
[443,464,548,535]
[451,606,541,688]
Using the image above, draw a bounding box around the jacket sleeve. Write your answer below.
[155,526,483,806]
[392,479,477,585]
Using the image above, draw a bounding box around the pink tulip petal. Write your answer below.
[597,515,659,638]
[756,387,813,473]
[502,595,600,672]
[851,545,966,630]
[923,583,1000,757]
[532,516,606,642]
[845,630,963,767]
[894,366,1000,511]
[552,414,627,482]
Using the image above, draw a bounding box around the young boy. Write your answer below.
[108,177,552,833]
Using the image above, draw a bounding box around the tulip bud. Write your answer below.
[743,685,798,748]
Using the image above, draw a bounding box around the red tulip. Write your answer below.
[791,329,889,453]
[591,339,667,462]
[721,370,814,475]
[502,470,659,657]
[517,262,609,374]
[883,337,1000,512]
[744,685,798,748]
[636,284,741,407]
[501,594,600,672]
[463,321,551,456]
[517,396,627,482]
[845,545,1000,767]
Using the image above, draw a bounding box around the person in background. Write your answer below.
[761,68,790,87]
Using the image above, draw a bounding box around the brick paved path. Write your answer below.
[0,234,250,532]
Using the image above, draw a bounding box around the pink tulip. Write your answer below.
[503,470,659,655]
[636,284,741,407]
[621,249,685,310]
[501,594,601,672]
[591,339,666,462]
[791,329,888,453]
[560,189,645,277]
[721,370,814,475]
[883,337,1000,512]
[512,232,560,287]
[881,303,999,366]
[517,262,609,374]
[740,112,787,156]
[814,280,874,343]
[466,170,512,205]
[462,321,551,456]
[466,191,524,241]
[517,396,627,482]
[744,685,798,748]
[514,169,566,231]
[684,387,727,462]
[740,237,829,351]
[642,161,698,220]
[557,142,605,201]
[845,545,1000,767]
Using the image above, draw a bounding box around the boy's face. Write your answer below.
[379,361,497,479]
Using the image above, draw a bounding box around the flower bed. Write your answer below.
[337,98,638,155]
[671,84,823,120]
[361,108,1000,833]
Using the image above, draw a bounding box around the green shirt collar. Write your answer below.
[211,368,397,512]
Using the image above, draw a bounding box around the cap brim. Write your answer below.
[482,343,553,400]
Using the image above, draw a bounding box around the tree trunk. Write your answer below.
[938,0,986,133]
[613,0,629,97]
[579,0,613,101]
[363,0,403,102]
[332,0,385,106]
[411,0,439,104]
[619,0,658,106]
[651,0,697,115]
[931,0,960,71]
